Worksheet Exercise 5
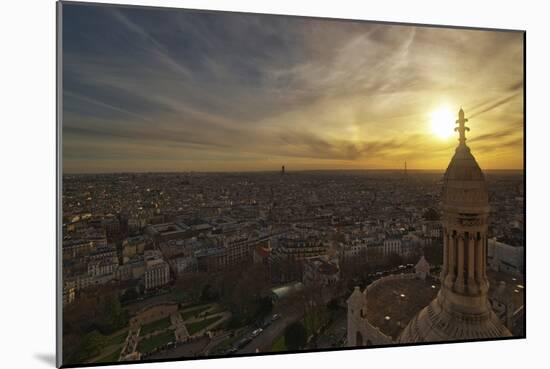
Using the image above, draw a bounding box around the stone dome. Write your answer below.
[441,144,489,214]
[398,293,511,343]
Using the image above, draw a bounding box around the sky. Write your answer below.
[62,3,524,173]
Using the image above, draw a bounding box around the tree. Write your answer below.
[200,284,217,302]
[98,294,127,335]
[224,264,271,325]
[173,271,209,302]
[327,298,339,311]
[73,330,105,362]
[284,321,307,350]
[120,288,138,303]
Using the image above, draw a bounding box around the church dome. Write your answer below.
[397,108,511,344]
[441,144,489,213]
[444,145,485,182]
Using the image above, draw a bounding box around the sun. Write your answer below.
[430,106,455,139]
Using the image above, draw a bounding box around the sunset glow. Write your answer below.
[62,5,524,172]
[430,106,456,140]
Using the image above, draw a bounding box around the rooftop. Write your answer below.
[148,222,188,235]
[488,270,524,310]
[306,257,339,275]
[366,276,439,339]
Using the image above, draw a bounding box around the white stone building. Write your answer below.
[383,238,402,256]
[144,250,170,290]
[340,239,368,262]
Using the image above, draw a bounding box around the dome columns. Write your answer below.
[442,224,488,297]
[456,235,465,293]
[466,233,478,295]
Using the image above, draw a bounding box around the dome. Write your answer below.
[444,145,485,182]
[441,144,489,213]
[397,108,511,344]
[398,294,512,343]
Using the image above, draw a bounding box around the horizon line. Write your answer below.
[62,168,525,175]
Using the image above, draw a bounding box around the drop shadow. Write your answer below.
[34,353,56,367]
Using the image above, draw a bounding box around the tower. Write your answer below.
[347,287,367,346]
[398,108,511,343]
[281,165,285,175]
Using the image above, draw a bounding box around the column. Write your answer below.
[476,235,483,284]
[442,229,449,275]
[467,233,476,294]
[445,231,456,289]
[456,235,465,292]
[482,235,487,276]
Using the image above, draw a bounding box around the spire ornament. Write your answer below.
[455,108,470,146]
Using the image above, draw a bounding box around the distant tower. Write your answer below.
[281,165,285,175]
[404,161,408,177]
[399,108,511,343]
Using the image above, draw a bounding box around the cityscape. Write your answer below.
[61,163,524,364]
[60,2,524,366]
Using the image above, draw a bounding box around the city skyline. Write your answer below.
[62,5,524,174]
[59,4,524,365]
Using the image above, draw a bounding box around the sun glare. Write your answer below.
[430,107,455,139]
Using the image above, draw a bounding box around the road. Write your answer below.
[238,306,303,354]
[238,285,341,354]
[146,337,210,360]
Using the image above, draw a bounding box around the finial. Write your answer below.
[455,107,470,146]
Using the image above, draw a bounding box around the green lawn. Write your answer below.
[137,330,174,354]
[171,290,187,303]
[104,330,128,347]
[140,317,172,336]
[72,330,125,364]
[186,315,222,335]
[95,347,121,363]
[180,305,211,321]
[271,335,287,352]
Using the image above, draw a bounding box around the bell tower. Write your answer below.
[399,108,511,342]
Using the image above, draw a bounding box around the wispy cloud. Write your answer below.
[468,92,522,119]
[62,3,524,172]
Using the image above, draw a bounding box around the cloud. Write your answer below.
[468,92,522,119]
[468,124,521,144]
[61,3,524,172]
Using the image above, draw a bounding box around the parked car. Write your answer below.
[237,337,251,349]
[226,347,238,354]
